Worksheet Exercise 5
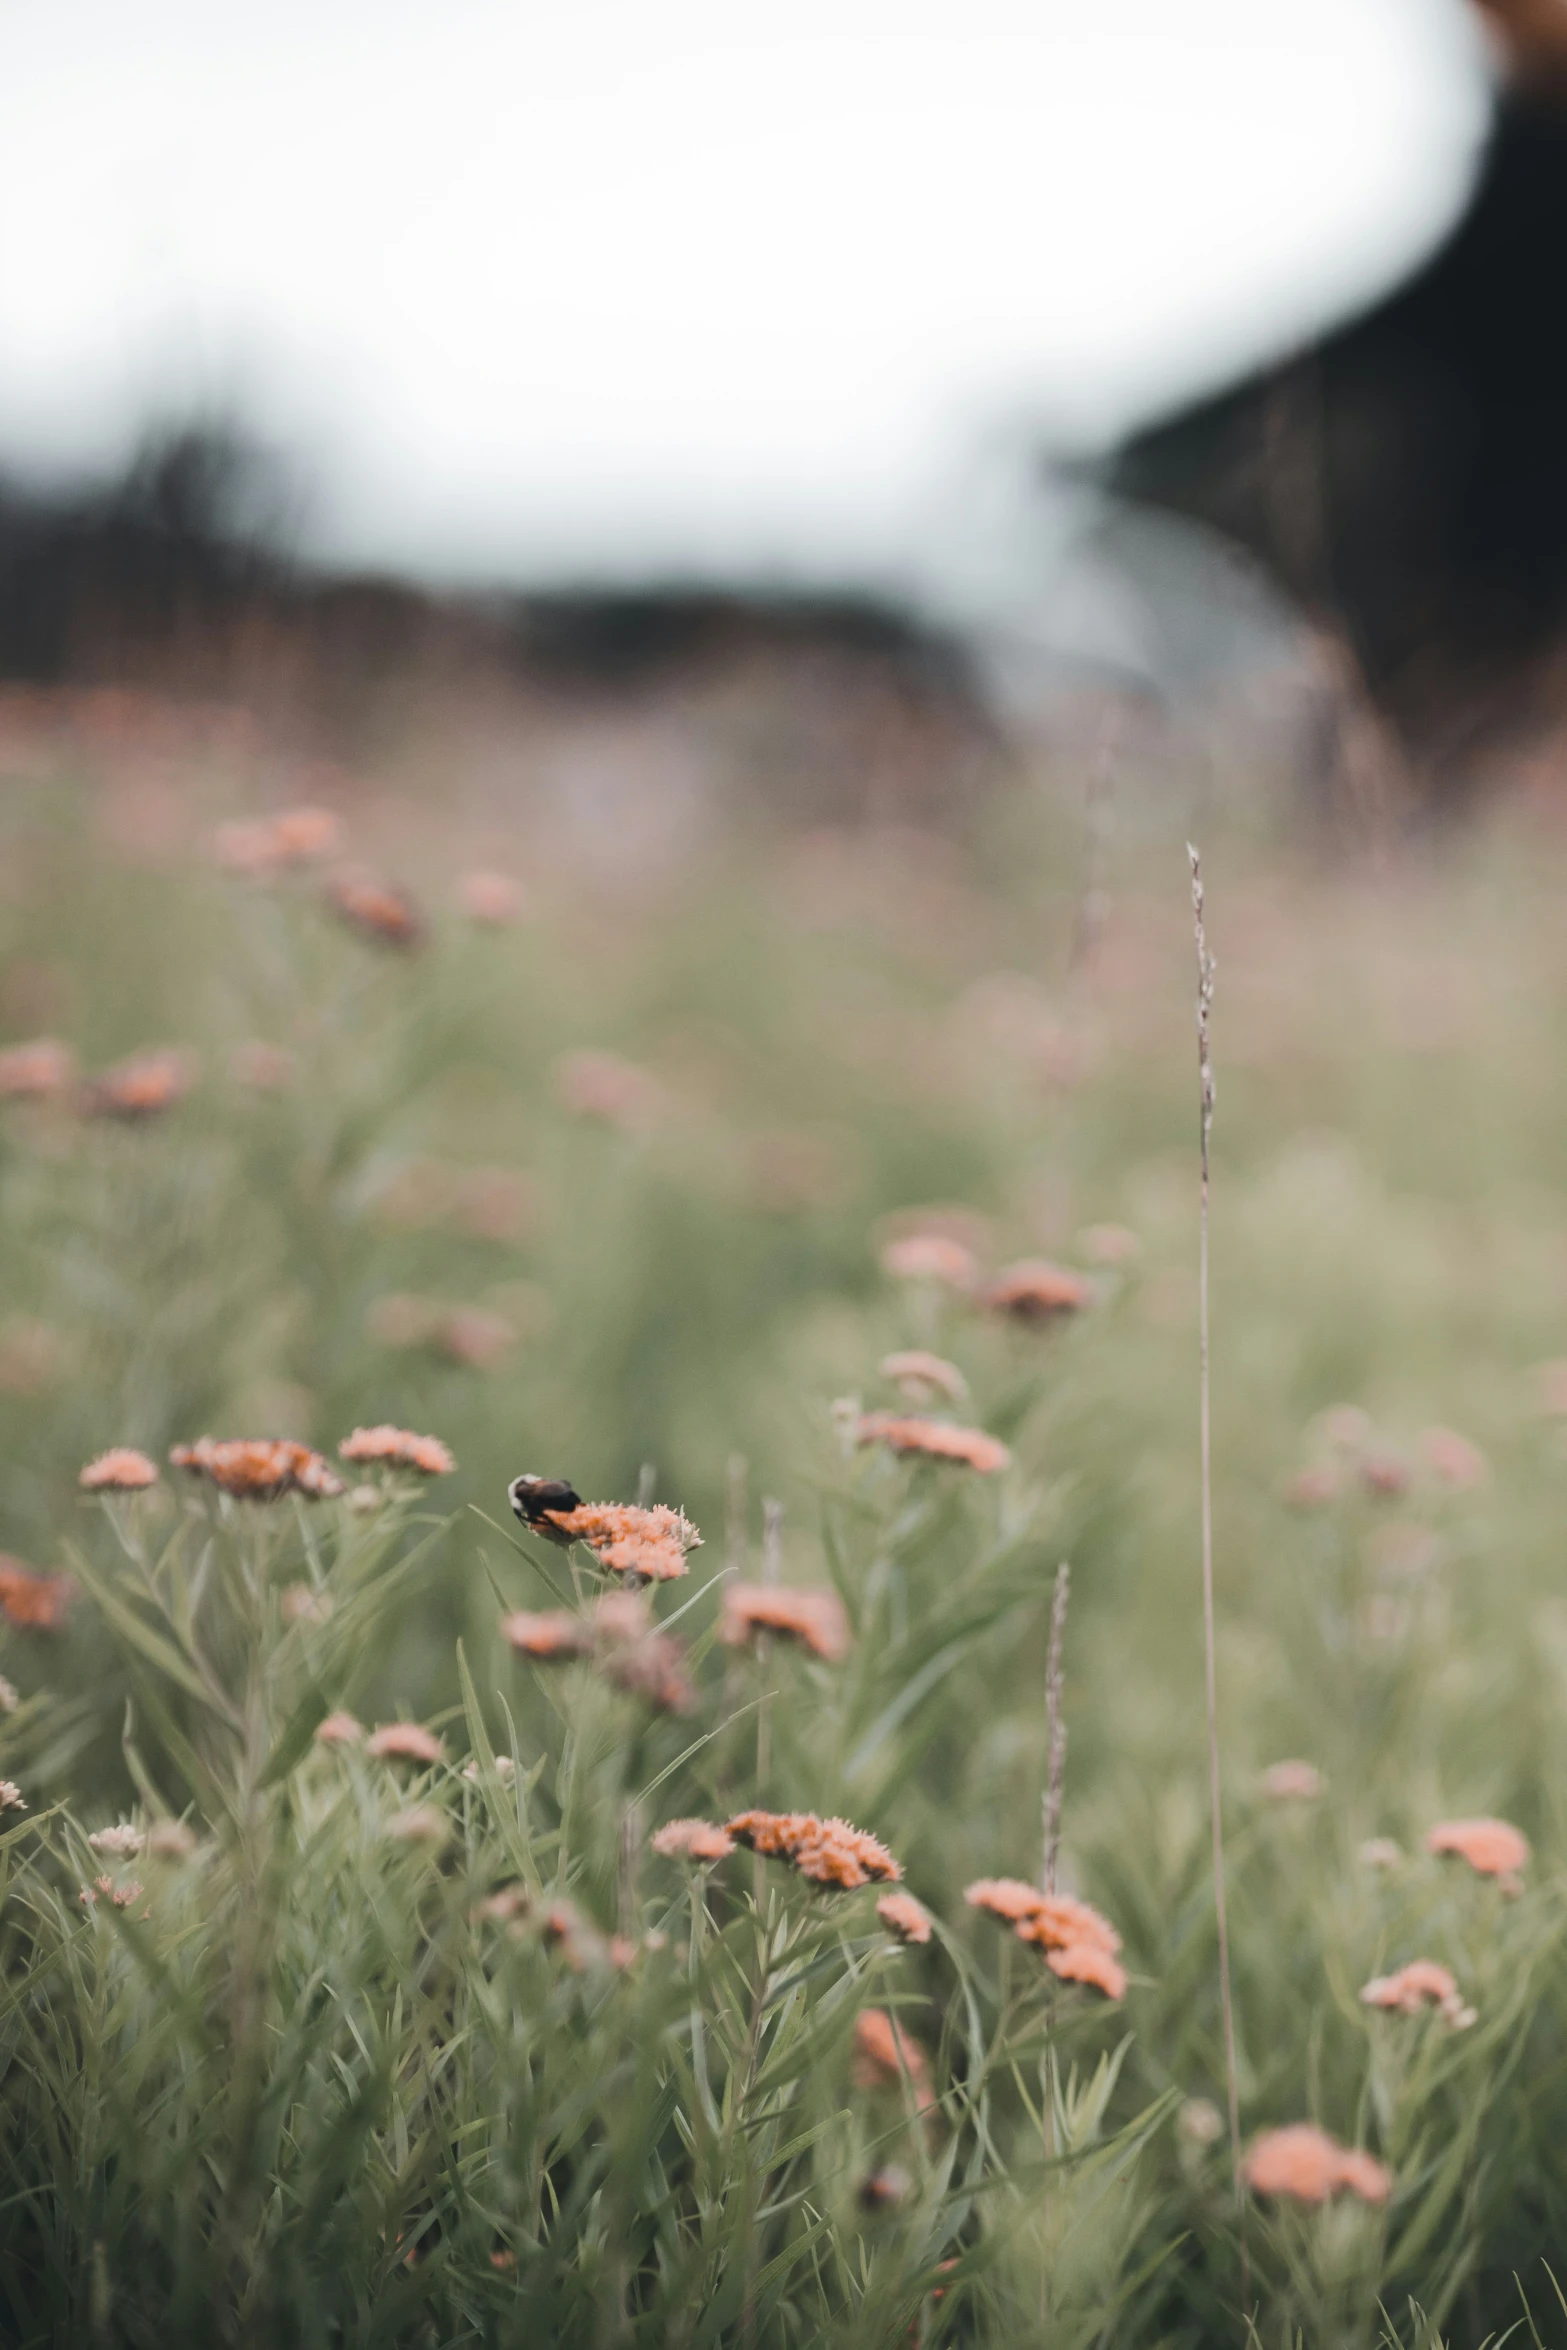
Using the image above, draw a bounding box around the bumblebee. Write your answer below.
[507,1474,583,1544]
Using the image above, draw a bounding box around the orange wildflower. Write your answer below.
[851,2008,933,2105]
[170,1437,345,1501]
[879,1349,966,1403]
[338,1425,456,1475]
[544,1500,701,1582]
[855,1414,1009,1474]
[502,1609,590,1661]
[1359,1959,1473,2026]
[1013,1893,1122,1956]
[983,1259,1093,1319]
[365,1722,445,1764]
[79,1448,159,1492]
[80,1874,144,1911]
[595,1612,695,1713]
[1262,1759,1325,1802]
[725,1809,901,1888]
[314,1711,364,1746]
[1417,1425,1488,1490]
[83,1047,196,1120]
[719,1581,849,1662]
[651,1817,736,1862]
[0,1558,72,1630]
[876,1890,933,1944]
[0,1037,74,1100]
[1042,1940,1127,1998]
[1243,2123,1391,2206]
[964,1876,1050,1924]
[327,871,422,948]
[458,870,523,925]
[271,806,342,863]
[879,1233,976,1287]
[1426,1815,1529,1888]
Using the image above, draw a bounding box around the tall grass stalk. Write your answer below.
[1042,1559,1070,1894]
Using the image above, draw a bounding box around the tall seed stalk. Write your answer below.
[1187,844,1246,2290]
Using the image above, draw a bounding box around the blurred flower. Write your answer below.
[0,1319,64,1395]
[488,2250,517,2273]
[727,1809,902,1888]
[1040,1939,1127,1998]
[855,1414,1009,1474]
[475,1883,529,1923]
[719,1582,849,1662]
[1177,2097,1224,2148]
[0,1037,74,1100]
[1417,1425,1488,1490]
[280,1582,332,1626]
[385,1804,447,1846]
[1360,1959,1473,2026]
[88,1824,142,1857]
[876,1890,933,1945]
[314,1712,364,1747]
[1262,1760,1325,1802]
[879,1349,966,1403]
[1426,1816,1528,1889]
[0,1676,17,1713]
[545,1499,701,1581]
[338,1425,455,1475]
[79,1448,159,1493]
[327,870,422,949]
[501,1609,590,1661]
[436,1305,515,1370]
[879,1233,976,1287]
[651,1817,736,1862]
[169,1438,344,1501]
[231,1040,295,1091]
[271,806,342,863]
[365,1293,437,1349]
[1283,1463,1341,1509]
[1366,1522,1440,1581]
[461,1754,516,1784]
[1011,1893,1122,1956]
[215,819,281,878]
[366,1722,445,1765]
[81,1875,144,1911]
[592,1598,695,1713]
[983,1260,1093,1320]
[1319,1404,1375,1452]
[0,1779,26,1812]
[556,1049,661,1131]
[1242,2123,1391,2205]
[146,1819,196,1860]
[453,1167,537,1243]
[858,2165,912,2211]
[83,1047,196,1120]
[1078,1222,1141,1266]
[0,1558,72,1630]
[851,2009,932,2106]
[1359,1450,1411,1498]
[1359,1837,1404,1870]
[458,870,524,925]
[964,1876,1052,1924]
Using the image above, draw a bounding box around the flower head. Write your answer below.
[458,870,523,925]
[1359,1836,1404,1870]
[314,1711,364,1747]
[879,1349,967,1403]
[651,1817,736,1862]
[964,1876,1051,1924]
[170,1437,345,1501]
[1263,1759,1325,1802]
[1042,1939,1128,1998]
[271,806,342,863]
[502,1609,590,1661]
[1417,1425,1488,1491]
[1426,1816,1529,1887]
[855,1414,1009,1474]
[366,1722,445,1765]
[79,1448,159,1493]
[1012,1893,1122,1955]
[1242,2123,1391,2205]
[1283,1463,1341,1509]
[83,1047,196,1120]
[1359,1450,1411,1498]
[386,1803,447,1846]
[876,1890,933,1945]
[544,1499,701,1582]
[146,1819,197,1859]
[858,2165,912,2211]
[879,1233,976,1287]
[435,1305,515,1369]
[81,1874,144,1911]
[983,1259,1093,1319]
[593,1609,695,1713]
[1359,1959,1472,2026]
[88,1823,143,1857]
[0,1037,75,1100]
[851,2009,933,2105]
[0,1558,72,1630]
[0,1779,26,1813]
[338,1425,456,1475]
[719,1582,850,1662]
[725,1809,901,1888]
[327,871,422,948]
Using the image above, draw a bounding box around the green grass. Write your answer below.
[3,731,1567,2341]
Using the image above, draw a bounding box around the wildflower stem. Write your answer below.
[1042,1561,1071,1893]
[1188,843,1247,2302]
[754,1499,782,1904]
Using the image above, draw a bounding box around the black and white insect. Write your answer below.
[507,1474,583,1544]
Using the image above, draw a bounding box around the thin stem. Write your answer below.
[1188,843,1248,2306]
[754,1499,782,1904]
[1041,1561,1071,1893]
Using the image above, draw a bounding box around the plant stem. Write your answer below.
[1041,1561,1071,1893]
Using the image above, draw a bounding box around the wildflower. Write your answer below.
[876,1890,933,1944]
[1366,1523,1439,1580]
[271,805,342,863]
[145,1819,197,1859]
[385,1804,447,1845]
[879,1233,976,1287]
[594,1605,695,1713]
[88,1824,143,1857]
[0,1558,72,1630]
[453,1167,536,1243]
[879,1349,967,1403]
[169,1438,345,1501]
[475,1883,530,1923]
[327,870,422,948]
[461,1754,516,1783]
[983,1259,1093,1319]
[338,1425,456,1475]
[366,1722,445,1764]
[964,1876,1053,1925]
[1426,1815,1529,1889]
[347,1485,382,1514]
[1012,1893,1123,1955]
[859,2165,912,2211]
[83,1047,196,1120]
[1263,1759,1325,1802]
[81,1875,144,1910]
[1359,1837,1404,1870]
[280,1582,331,1626]
[215,819,282,878]
[1040,1939,1128,1998]
[0,1320,63,1395]
[726,1809,901,1888]
[855,1414,1009,1474]
[652,1818,736,1862]
[1283,1463,1341,1508]
[1078,1222,1140,1266]
[851,2009,932,2105]
[436,1305,515,1370]
[1359,1450,1411,1498]
[0,1037,74,1100]
[231,1040,295,1090]
[1417,1425,1488,1490]
[1319,1404,1374,1451]
[79,1448,159,1493]
[314,1711,364,1747]
[719,1582,850,1662]
[539,1897,604,1970]
[0,1780,26,1812]
[488,2249,517,2273]
[1359,1959,1474,2026]
[1243,2123,1391,2205]
[458,870,523,925]
[502,1609,590,1661]
[556,1049,661,1131]
[1178,2097,1224,2148]
[542,1499,702,1582]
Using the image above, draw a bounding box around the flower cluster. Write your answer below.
[852,2008,933,2107]
[1242,2123,1391,2205]
[879,1349,966,1403]
[326,870,422,948]
[855,1414,1009,1475]
[651,1817,736,1862]
[338,1425,456,1475]
[982,1259,1093,1319]
[875,1890,933,1945]
[83,1048,196,1121]
[965,1877,1127,1998]
[1359,1958,1475,2029]
[542,1500,702,1582]
[216,805,342,877]
[79,1448,160,1493]
[503,1593,694,1713]
[726,1809,901,1888]
[170,1438,345,1500]
[1426,1815,1528,1891]
[719,1581,849,1662]
[0,1038,74,1101]
[0,1558,72,1630]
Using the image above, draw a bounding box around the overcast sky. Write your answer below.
[0,0,1490,595]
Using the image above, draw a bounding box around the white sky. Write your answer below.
[0,0,1490,593]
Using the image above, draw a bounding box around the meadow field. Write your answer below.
[2,693,1567,2344]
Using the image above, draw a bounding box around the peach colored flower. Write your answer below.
[327,871,422,948]
[544,1499,701,1582]
[1012,1893,1122,1956]
[594,1610,695,1713]
[215,819,282,878]
[983,1259,1093,1319]
[1283,1463,1341,1509]
[338,1425,456,1475]
[146,1818,196,1859]
[1042,1939,1128,1998]
[726,1809,902,1888]
[1417,1425,1488,1491]
[1426,1815,1529,1888]
[170,1438,344,1501]
[435,1305,515,1370]
[852,2008,933,2105]
[1319,1404,1374,1452]
[502,1609,590,1661]
[879,1349,966,1403]
[1243,2123,1391,2205]
[964,1876,1051,1924]
[0,1319,63,1395]
[386,1803,447,1845]
[83,1047,196,1120]
[855,1414,1009,1474]
[314,1711,364,1746]
[453,1167,537,1243]
[80,1874,144,1910]
[280,1582,332,1626]
[1359,1959,1472,2026]
[879,1232,977,1287]
[366,1722,445,1764]
[458,870,523,925]
[88,1823,143,1857]
[271,806,342,863]
[1359,1837,1403,1870]
[0,1037,74,1100]
[651,1817,736,1862]
[1263,1760,1325,1802]
[556,1049,661,1131]
[1078,1222,1140,1266]
[1359,1450,1411,1498]
[876,1890,933,1944]
[0,1779,24,1811]
[231,1040,295,1091]
[0,1558,72,1630]
[79,1448,159,1492]
[719,1582,850,1662]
